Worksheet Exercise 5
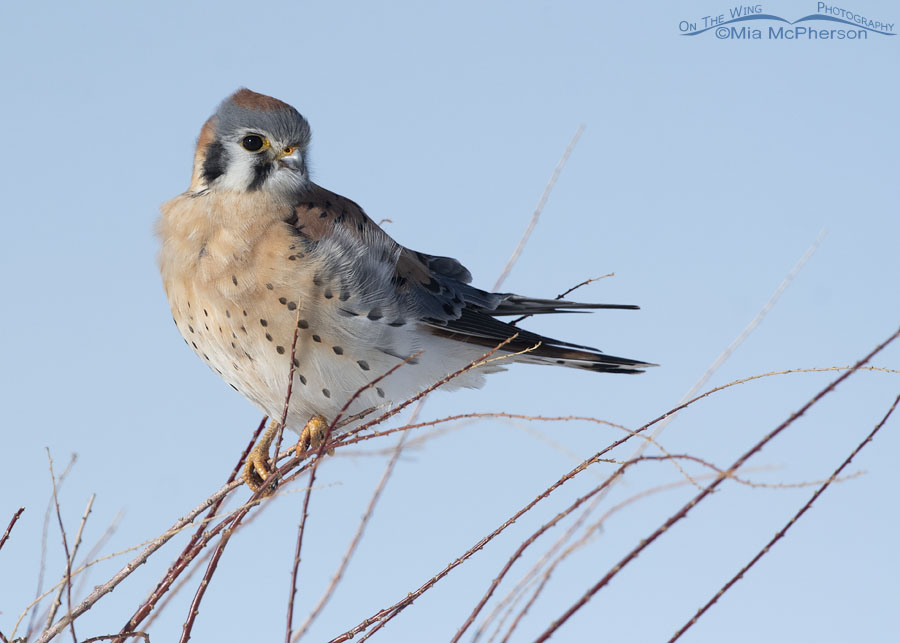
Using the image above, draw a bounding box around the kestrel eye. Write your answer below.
[241,135,266,152]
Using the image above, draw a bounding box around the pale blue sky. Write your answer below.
[1,2,898,641]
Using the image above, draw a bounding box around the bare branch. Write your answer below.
[177,455,318,643]
[285,352,424,642]
[27,453,76,640]
[642,230,825,450]
[669,391,900,642]
[453,451,766,641]
[0,507,24,554]
[493,125,585,291]
[45,449,78,643]
[327,444,631,642]
[117,416,266,640]
[511,274,614,325]
[272,313,304,483]
[45,494,94,631]
[292,433,408,641]
[36,476,245,643]
[81,634,149,642]
[284,457,320,642]
[177,340,520,642]
[533,324,900,642]
[144,491,278,631]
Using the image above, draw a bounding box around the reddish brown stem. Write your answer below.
[327,446,628,643]
[0,507,24,554]
[292,433,408,641]
[117,416,267,640]
[286,353,424,642]
[273,323,303,481]
[177,453,314,643]
[46,450,77,643]
[182,338,517,642]
[668,392,900,642]
[452,454,734,641]
[533,324,900,642]
[511,274,611,325]
[284,455,319,642]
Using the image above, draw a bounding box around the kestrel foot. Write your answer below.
[295,415,334,459]
[243,419,281,493]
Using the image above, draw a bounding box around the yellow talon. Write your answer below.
[296,415,333,458]
[242,415,334,493]
[243,419,281,493]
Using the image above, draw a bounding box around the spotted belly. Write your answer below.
[166,285,407,433]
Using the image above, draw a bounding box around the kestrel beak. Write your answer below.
[276,147,303,170]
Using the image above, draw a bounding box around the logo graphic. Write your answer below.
[678,3,895,40]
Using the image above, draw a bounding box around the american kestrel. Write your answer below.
[158,89,653,490]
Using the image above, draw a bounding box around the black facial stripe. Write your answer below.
[201,141,226,184]
[247,159,273,191]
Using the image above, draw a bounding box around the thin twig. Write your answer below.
[292,433,408,641]
[143,495,272,630]
[451,450,776,642]
[18,503,251,641]
[533,324,900,642]
[326,360,900,634]
[117,416,266,640]
[36,477,245,643]
[272,313,304,485]
[570,231,826,577]
[287,348,453,641]
[45,494,94,631]
[285,351,424,642]
[182,339,520,643]
[449,458,642,642]
[144,481,343,635]
[501,468,765,642]
[71,510,124,601]
[669,391,900,642]
[493,125,585,291]
[477,493,608,642]
[30,343,896,643]
[284,460,320,642]
[642,230,825,451]
[81,634,149,642]
[326,445,639,643]
[0,507,24,554]
[499,459,862,641]
[45,450,78,643]
[177,456,318,643]
[511,274,613,325]
[27,453,76,640]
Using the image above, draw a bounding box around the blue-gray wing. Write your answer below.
[287,184,653,372]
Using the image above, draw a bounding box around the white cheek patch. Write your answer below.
[216,145,259,192]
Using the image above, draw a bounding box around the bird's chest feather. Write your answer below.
[158,192,401,426]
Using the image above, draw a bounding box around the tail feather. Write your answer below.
[491,295,639,317]
[516,346,657,374]
[425,294,655,374]
[428,323,656,374]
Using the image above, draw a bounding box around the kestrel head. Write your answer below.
[189,89,311,197]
